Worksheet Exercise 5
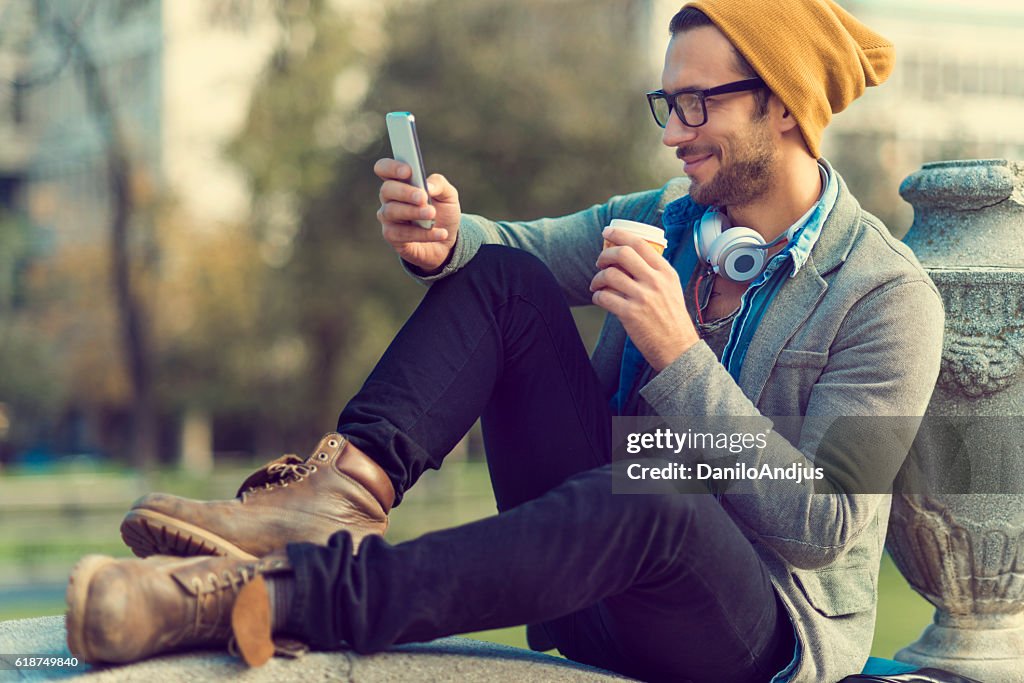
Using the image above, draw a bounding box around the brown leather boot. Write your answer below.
[65,552,289,666]
[120,433,395,560]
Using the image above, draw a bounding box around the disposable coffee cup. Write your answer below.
[603,219,668,256]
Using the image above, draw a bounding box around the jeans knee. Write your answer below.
[470,244,547,272]
[618,487,717,541]
[573,466,712,523]
[459,245,561,297]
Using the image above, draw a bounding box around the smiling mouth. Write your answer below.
[681,153,713,174]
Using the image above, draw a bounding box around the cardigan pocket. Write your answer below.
[762,349,830,415]
[775,349,829,368]
[793,566,875,617]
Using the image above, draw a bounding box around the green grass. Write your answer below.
[872,553,934,658]
[0,539,131,564]
[0,462,936,659]
[0,601,69,621]
[466,627,530,650]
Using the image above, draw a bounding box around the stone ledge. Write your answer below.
[0,617,634,682]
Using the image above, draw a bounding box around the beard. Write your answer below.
[682,119,778,207]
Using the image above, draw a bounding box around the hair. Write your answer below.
[668,7,770,119]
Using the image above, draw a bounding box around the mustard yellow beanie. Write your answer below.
[682,0,894,158]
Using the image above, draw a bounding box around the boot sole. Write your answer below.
[121,509,257,561]
[66,554,118,664]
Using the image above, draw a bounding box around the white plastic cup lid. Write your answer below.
[608,219,667,247]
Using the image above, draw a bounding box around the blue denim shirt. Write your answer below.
[611,159,838,416]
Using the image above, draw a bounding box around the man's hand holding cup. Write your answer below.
[375,158,461,273]
[591,219,699,372]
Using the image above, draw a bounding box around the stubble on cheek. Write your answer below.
[688,127,776,207]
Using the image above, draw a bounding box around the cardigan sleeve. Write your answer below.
[401,181,684,307]
[639,276,945,569]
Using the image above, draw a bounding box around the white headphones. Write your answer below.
[694,210,792,283]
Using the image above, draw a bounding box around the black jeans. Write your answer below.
[284,246,795,683]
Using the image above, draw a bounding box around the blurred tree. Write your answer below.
[0,0,161,466]
[216,0,665,443]
[0,209,27,313]
[0,210,65,446]
[61,5,160,469]
[153,208,299,454]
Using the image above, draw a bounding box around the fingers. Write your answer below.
[426,173,459,204]
[375,160,461,259]
[591,287,629,316]
[381,221,450,245]
[377,200,446,239]
[377,170,459,225]
[374,165,458,205]
[590,265,643,299]
[374,158,412,181]
[596,243,654,281]
[593,226,681,318]
[379,178,429,207]
[601,228,668,270]
[378,192,434,227]
[378,172,433,228]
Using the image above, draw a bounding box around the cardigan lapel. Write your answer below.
[738,173,862,405]
[739,258,828,405]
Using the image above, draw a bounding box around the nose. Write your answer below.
[661,108,698,148]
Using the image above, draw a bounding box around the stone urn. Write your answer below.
[887,159,1024,682]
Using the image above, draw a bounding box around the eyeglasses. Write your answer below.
[646,77,766,128]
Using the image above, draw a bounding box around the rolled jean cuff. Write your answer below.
[283,532,355,649]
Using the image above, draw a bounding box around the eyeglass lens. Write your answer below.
[653,92,705,127]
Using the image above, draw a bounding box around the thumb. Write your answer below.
[426,173,459,203]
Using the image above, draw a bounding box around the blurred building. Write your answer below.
[833,0,1024,162]
[0,2,33,215]
[17,0,163,247]
[0,0,281,464]
[8,0,279,253]
[825,0,1024,233]
[0,1,163,461]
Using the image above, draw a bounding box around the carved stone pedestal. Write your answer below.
[890,159,1024,682]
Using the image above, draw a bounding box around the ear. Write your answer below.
[775,100,799,134]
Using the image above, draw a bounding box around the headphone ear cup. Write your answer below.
[696,211,728,263]
[708,227,767,283]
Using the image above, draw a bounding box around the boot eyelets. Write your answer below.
[317,452,328,461]
[328,439,338,448]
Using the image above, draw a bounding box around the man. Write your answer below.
[65,2,944,681]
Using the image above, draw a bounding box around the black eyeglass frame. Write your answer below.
[646,77,767,128]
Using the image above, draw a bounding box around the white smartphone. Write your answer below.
[385,111,433,229]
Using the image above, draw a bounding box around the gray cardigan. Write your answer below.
[408,171,945,682]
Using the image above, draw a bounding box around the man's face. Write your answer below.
[660,26,778,208]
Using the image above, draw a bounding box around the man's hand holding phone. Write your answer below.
[375,160,461,273]
[376,112,460,274]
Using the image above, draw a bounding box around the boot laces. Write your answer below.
[243,459,318,496]
[188,566,254,642]
[264,461,317,487]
